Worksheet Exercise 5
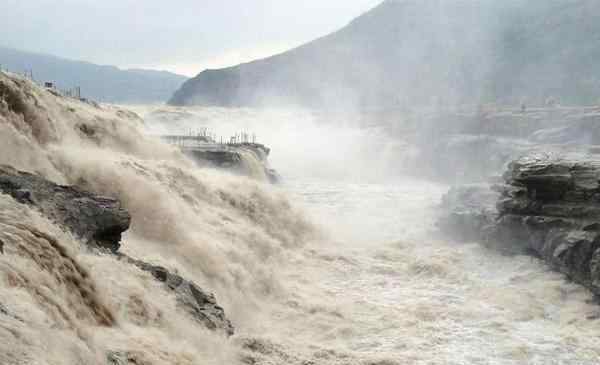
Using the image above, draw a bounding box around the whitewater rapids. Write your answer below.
[141,106,600,364]
[264,178,600,364]
[0,73,599,364]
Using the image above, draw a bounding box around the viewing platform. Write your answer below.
[160,134,278,183]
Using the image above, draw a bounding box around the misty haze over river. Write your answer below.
[3,0,600,364]
[136,106,600,364]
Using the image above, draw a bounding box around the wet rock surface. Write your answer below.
[0,165,130,252]
[184,143,279,183]
[0,165,235,335]
[118,254,234,336]
[494,154,600,295]
[186,149,242,168]
[440,153,600,295]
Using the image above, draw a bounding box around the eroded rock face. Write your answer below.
[0,165,130,252]
[118,254,234,336]
[183,143,279,183]
[0,165,235,335]
[493,154,600,294]
[440,153,600,295]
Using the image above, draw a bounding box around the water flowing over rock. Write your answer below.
[0,164,131,252]
[183,143,279,183]
[0,163,235,335]
[0,221,116,327]
[119,254,235,336]
[0,71,322,363]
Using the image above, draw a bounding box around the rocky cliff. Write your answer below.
[0,165,131,252]
[440,153,600,297]
[169,0,600,108]
[0,164,234,335]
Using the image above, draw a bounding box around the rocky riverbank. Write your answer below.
[0,70,317,363]
[0,164,234,335]
[440,152,600,296]
[0,165,131,252]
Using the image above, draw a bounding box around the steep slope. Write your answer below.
[0,47,188,103]
[170,0,600,108]
[0,71,315,363]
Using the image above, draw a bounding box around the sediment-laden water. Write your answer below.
[1,75,599,364]
[262,178,600,364]
[143,106,600,364]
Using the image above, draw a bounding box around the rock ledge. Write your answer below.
[0,165,130,252]
[440,153,600,295]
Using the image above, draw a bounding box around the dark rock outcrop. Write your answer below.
[118,254,234,336]
[186,149,243,169]
[493,154,600,294]
[440,153,600,295]
[0,165,235,334]
[0,165,130,252]
[183,143,279,183]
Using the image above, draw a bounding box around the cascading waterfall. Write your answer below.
[2,71,600,365]
[236,148,269,181]
[0,72,316,364]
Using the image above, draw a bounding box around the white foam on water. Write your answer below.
[1,74,600,364]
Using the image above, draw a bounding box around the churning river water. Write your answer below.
[138,106,600,364]
[6,79,600,364]
[267,177,600,364]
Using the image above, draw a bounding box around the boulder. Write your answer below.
[118,254,234,336]
[0,165,130,252]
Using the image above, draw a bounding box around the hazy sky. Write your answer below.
[1,0,382,76]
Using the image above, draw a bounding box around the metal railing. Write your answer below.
[0,65,88,102]
[161,130,261,150]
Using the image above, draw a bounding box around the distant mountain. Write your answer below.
[0,47,187,103]
[169,0,600,108]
